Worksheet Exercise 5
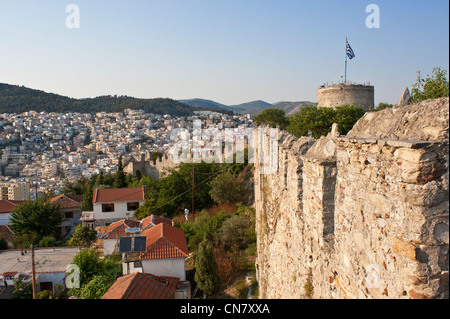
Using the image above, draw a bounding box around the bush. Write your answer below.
[218,215,249,248]
[208,172,244,205]
[411,67,449,103]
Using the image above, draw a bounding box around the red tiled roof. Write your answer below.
[102,219,141,239]
[102,272,180,299]
[140,223,189,260]
[140,214,172,231]
[93,187,146,203]
[0,225,14,242]
[0,200,26,214]
[50,193,83,208]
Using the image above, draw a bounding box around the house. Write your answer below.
[98,215,171,256]
[102,272,190,299]
[137,223,189,281]
[0,247,82,296]
[50,193,83,238]
[0,200,26,226]
[88,187,146,227]
[100,219,141,255]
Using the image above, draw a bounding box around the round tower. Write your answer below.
[317,83,374,110]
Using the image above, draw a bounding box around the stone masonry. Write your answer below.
[254,97,449,299]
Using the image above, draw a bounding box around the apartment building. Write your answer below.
[0,181,31,201]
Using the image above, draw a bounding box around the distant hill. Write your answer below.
[179,98,233,111]
[179,98,317,116]
[230,100,272,115]
[272,101,317,116]
[0,83,195,116]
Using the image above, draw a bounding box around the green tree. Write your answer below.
[253,108,289,129]
[71,249,102,287]
[411,67,449,103]
[333,104,366,135]
[38,236,57,248]
[218,215,250,248]
[208,172,244,205]
[79,275,115,299]
[0,235,8,250]
[67,225,98,247]
[9,199,62,239]
[12,278,33,299]
[194,238,221,296]
[114,155,127,188]
[288,105,337,138]
[288,104,365,138]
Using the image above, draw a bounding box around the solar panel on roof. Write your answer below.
[119,237,132,253]
[133,237,146,252]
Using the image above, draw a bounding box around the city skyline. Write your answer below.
[0,0,448,106]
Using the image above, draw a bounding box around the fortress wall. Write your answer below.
[254,97,449,299]
[334,137,448,299]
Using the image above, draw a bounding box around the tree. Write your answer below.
[114,155,127,188]
[0,235,8,250]
[288,104,366,138]
[253,108,289,129]
[71,249,102,287]
[218,215,249,248]
[333,104,366,135]
[288,105,337,138]
[12,278,33,299]
[194,238,221,296]
[67,225,98,247]
[411,67,449,103]
[208,172,244,205]
[9,199,62,240]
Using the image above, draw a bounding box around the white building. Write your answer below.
[90,187,146,227]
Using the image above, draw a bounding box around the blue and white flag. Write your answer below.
[346,41,356,59]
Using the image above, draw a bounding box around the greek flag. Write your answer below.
[346,41,355,59]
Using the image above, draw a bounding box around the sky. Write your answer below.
[0,0,448,106]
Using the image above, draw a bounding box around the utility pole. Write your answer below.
[191,166,195,217]
[31,244,37,299]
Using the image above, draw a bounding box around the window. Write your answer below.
[65,211,74,219]
[133,261,142,268]
[102,203,115,212]
[127,202,140,211]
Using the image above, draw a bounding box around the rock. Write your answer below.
[392,238,418,261]
[396,87,412,107]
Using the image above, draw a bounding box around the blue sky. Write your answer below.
[0,0,448,106]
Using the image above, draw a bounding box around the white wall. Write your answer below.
[93,201,144,221]
[103,239,118,255]
[0,213,10,225]
[141,258,186,281]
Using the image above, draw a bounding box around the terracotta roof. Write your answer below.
[0,225,14,243]
[101,219,141,239]
[140,223,189,260]
[140,214,172,231]
[0,200,26,214]
[92,187,146,203]
[50,193,83,208]
[102,272,180,299]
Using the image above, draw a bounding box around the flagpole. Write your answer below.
[344,36,348,85]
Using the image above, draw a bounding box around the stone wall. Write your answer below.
[254,98,449,299]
